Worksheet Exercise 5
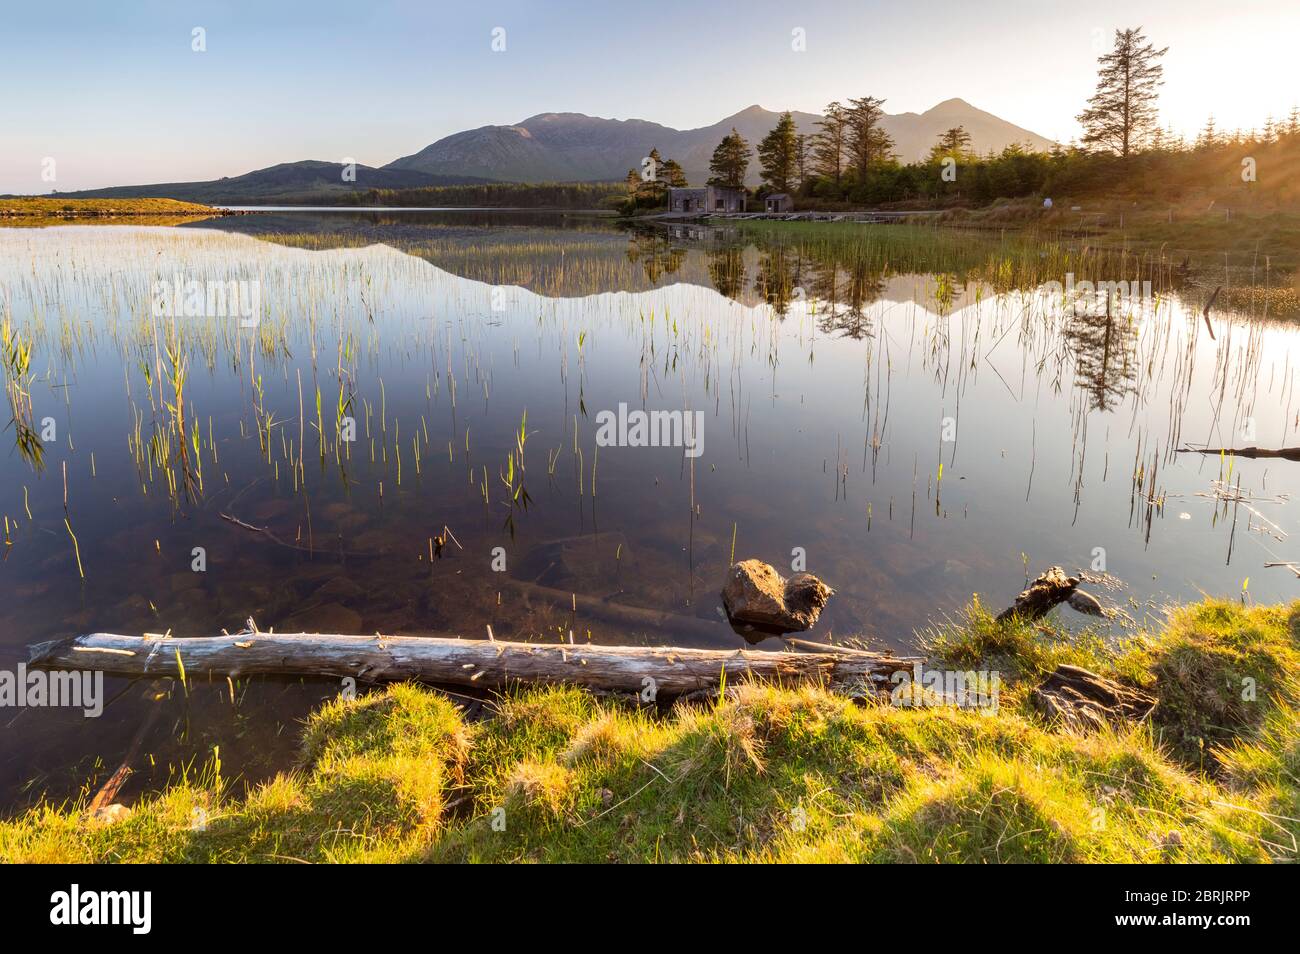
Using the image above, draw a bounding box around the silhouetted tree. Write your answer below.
[1077,27,1168,158]
[846,96,894,182]
[812,102,849,187]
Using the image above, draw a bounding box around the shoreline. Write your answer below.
[3,596,1295,863]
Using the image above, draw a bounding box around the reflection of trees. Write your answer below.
[753,244,807,316]
[809,261,886,339]
[707,246,747,301]
[1064,306,1137,412]
[624,234,685,284]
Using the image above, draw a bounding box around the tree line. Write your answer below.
[621,27,1300,211]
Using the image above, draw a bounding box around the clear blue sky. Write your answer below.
[3,0,1296,192]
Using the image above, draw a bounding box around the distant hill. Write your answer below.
[38,100,1055,202]
[387,100,1056,186]
[50,161,494,205]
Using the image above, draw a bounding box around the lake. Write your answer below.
[0,209,1294,811]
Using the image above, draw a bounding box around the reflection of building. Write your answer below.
[665,224,716,242]
[669,186,745,214]
[764,193,793,213]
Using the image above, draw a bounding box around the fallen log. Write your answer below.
[28,631,921,699]
[1177,445,1300,462]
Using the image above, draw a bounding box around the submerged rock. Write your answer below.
[721,559,833,633]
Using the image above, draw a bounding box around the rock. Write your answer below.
[721,559,833,633]
[785,573,834,625]
[1033,664,1157,730]
[1067,589,1106,617]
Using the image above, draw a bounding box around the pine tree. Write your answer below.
[660,158,688,188]
[928,126,972,161]
[1076,27,1168,157]
[794,135,809,191]
[846,96,894,181]
[1197,115,1218,149]
[812,101,849,188]
[707,128,751,190]
[757,111,799,194]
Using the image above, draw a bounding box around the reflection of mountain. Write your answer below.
[198,212,967,312]
[1064,308,1138,412]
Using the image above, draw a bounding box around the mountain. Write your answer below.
[53,161,494,204]
[881,98,1055,162]
[42,100,1055,202]
[386,100,1055,186]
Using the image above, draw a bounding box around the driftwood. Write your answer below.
[1178,445,1300,462]
[996,566,1082,622]
[1034,664,1157,730]
[1202,285,1220,341]
[28,631,921,699]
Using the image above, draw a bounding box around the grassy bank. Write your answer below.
[0,197,222,218]
[2,598,1296,863]
[723,209,1300,317]
[930,199,1300,270]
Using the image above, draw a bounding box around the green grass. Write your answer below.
[0,197,220,217]
[729,210,1300,317]
[2,599,1297,863]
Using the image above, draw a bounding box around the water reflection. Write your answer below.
[0,211,1296,814]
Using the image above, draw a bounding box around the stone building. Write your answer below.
[668,186,745,214]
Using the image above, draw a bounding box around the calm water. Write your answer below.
[1,210,1295,810]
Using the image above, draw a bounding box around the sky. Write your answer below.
[2,0,1297,193]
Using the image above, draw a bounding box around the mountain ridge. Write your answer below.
[387,100,1055,186]
[44,161,493,204]
[42,99,1056,202]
